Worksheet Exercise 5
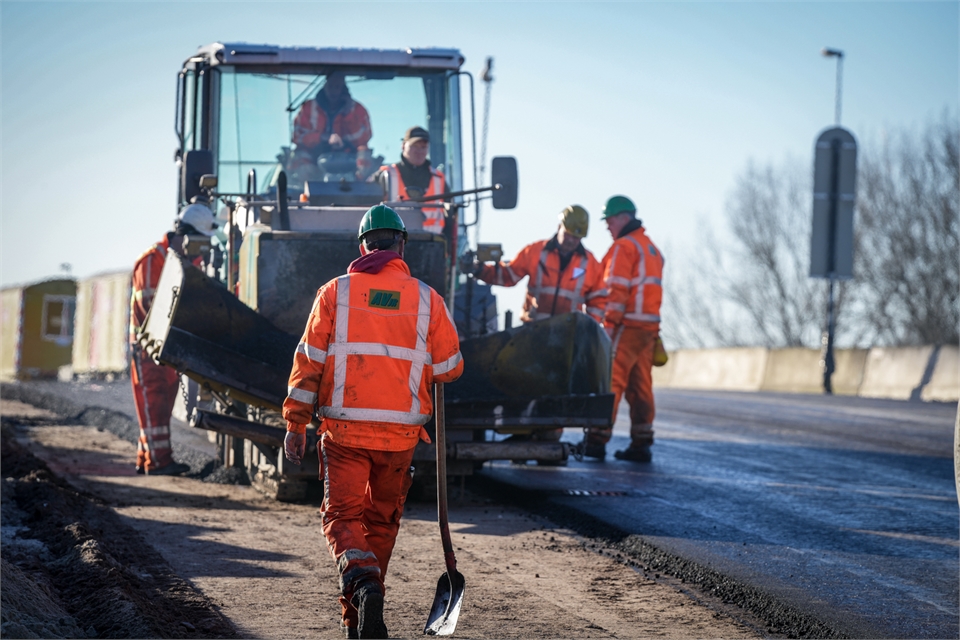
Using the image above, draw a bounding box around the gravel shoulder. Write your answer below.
[3,395,770,639]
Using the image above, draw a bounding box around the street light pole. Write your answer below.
[819,47,844,394]
[822,47,844,125]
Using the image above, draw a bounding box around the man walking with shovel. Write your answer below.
[282,205,463,639]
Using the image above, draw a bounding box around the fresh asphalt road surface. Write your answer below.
[483,390,959,639]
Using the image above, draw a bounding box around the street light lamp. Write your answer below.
[821,47,844,125]
[817,46,847,395]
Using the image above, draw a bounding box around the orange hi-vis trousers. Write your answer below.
[588,325,657,447]
[130,346,179,471]
[319,434,416,629]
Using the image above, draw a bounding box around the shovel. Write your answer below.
[424,383,465,636]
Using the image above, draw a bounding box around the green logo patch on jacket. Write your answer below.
[369,289,401,309]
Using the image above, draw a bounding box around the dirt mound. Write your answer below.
[1,421,239,639]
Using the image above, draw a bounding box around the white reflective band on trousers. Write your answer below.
[140,425,171,438]
[320,275,435,425]
[606,236,661,324]
[528,248,588,310]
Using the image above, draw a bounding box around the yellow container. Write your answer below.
[73,270,132,376]
[0,279,76,380]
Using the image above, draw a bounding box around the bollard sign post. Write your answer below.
[809,126,857,394]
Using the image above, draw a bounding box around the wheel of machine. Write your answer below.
[242,438,309,502]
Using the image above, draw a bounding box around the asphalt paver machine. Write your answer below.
[140,42,613,500]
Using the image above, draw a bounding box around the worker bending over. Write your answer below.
[583,195,664,463]
[374,126,449,234]
[282,205,463,639]
[129,203,218,475]
[468,205,606,323]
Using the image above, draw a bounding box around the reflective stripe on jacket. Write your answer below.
[477,237,606,323]
[129,235,170,341]
[292,98,372,151]
[385,164,447,234]
[282,258,463,451]
[600,226,664,328]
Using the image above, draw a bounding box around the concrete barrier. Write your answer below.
[654,345,954,402]
[760,348,822,395]
[667,347,768,391]
[922,346,960,403]
[833,348,869,396]
[651,351,677,387]
[855,346,935,401]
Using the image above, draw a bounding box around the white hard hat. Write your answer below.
[178,203,218,236]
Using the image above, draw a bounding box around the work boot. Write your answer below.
[351,583,388,639]
[581,441,606,460]
[614,445,652,463]
[145,461,190,476]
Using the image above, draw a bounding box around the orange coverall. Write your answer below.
[129,235,179,472]
[588,221,664,449]
[293,96,372,154]
[283,252,463,631]
[383,164,447,234]
[477,236,606,324]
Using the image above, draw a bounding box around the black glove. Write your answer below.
[459,250,480,277]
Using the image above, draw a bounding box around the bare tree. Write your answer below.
[667,158,848,349]
[668,114,958,350]
[853,114,959,345]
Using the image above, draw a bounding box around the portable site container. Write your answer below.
[0,279,76,380]
[73,270,132,377]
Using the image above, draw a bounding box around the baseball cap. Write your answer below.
[403,126,430,143]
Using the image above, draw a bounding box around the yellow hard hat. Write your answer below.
[559,205,589,238]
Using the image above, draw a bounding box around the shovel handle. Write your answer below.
[434,383,457,573]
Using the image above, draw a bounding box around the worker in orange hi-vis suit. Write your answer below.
[471,205,607,324]
[129,203,218,476]
[374,126,449,235]
[582,195,664,463]
[282,205,463,640]
[466,205,606,459]
[291,72,373,178]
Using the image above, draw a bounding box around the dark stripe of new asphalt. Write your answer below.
[476,390,958,640]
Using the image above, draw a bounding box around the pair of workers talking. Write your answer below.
[464,196,666,464]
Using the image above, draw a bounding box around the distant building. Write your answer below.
[1,279,76,381]
[72,270,132,379]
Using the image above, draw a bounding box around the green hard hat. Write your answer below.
[358,204,407,241]
[601,195,637,219]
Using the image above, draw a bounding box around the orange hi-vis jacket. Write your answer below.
[600,222,664,329]
[293,98,372,152]
[129,235,171,341]
[283,256,464,451]
[478,237,606,323]
[384,164,447,234]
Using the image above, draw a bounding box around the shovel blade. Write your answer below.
[424,570,465,636]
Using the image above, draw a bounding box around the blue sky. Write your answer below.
[2,1,957,329]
